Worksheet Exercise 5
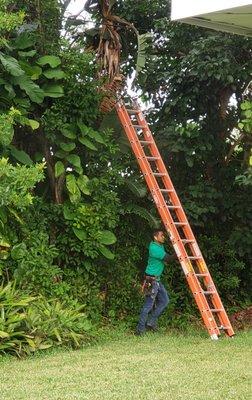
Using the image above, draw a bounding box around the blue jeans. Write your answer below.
[137,281,169,333]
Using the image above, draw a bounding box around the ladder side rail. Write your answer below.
[185,273,221,337]
[204,283,235,336]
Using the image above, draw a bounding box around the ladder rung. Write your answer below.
[181,239,194,243]
[174,222,187,226]
[195,273,209,277]
[153,173,166,177]
[188,256,202,260]
[218,326,230,330]
[160,189,174,193]
[126,109,139,114]
[203,291,216,295]
[132,124,145,129]
[167,206,180,209]
[146,156,160,161]
[140,140,153,145]
[210,309,224,313]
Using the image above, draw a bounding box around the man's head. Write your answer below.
[153,229,165,244]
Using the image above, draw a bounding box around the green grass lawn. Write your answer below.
[0,330,251,400]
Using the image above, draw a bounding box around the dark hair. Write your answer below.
[153,229,164,238]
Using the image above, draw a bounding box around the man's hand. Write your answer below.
[163,253,177,263]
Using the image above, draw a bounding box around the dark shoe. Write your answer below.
[146,324,158,332]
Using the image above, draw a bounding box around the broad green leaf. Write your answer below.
[11,243,27,260]
[0,53,24,76]
[87,129,105,144]
[98,230,117,245]
[136,33,152,73]
[66,175,81,203]
[77,175,90,195]
[186,157,193,167]
[77,121,88,134]
[55,161,65,178]
[66,154,81,168]
[13,32,35,49]
[26,338,36,349]
[122,205,160,228]
[9,146,33,165]
[61,128,76,139]
[75,166,83,175]
[241,101,251,110]
[8,208,24,224]
[55,149,68,159]
[0,236,10,249]
[227,75,234,83]
[13,97,31,108]
[0,118,14,147]
[4,83,15,98]
[66,174,78,195]
[28,119,39,130]
[63,205,75,220]
[19,62,42,80]
[43,68,65,80]
[0,249,9,260]
[98,244,115,260]
[79,137,97,151]
[244,110,252,118]
[42,83,64,98]
[126,179,147,198]
[60,142,76,152]
[37,55,61,68]
[69,190,81,203]
[37,343,52,350]
[53,327,62,342]
[0,331,9,338]
[12,75,44,104]
[18,50,37,58]
[73,227,87,241]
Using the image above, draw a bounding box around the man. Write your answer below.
[136,229,176,335]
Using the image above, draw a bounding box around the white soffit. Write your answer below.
[171,1,252,37]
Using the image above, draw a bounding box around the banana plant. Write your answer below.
[67,1,151,89]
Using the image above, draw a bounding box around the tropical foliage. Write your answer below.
[0,0,251,355]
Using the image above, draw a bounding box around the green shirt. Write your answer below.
[145,241,167,278]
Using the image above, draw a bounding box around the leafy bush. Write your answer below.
[0,282,94,356]
[11,231,67,297]
[0,158,44,210]
[0,282,35,356]
[25,298,93,349]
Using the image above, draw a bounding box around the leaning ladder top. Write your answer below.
[115,98,234,340]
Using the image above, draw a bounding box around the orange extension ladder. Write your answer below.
[116,98,235,340]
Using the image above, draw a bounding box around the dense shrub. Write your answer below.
[0,282,94,356]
